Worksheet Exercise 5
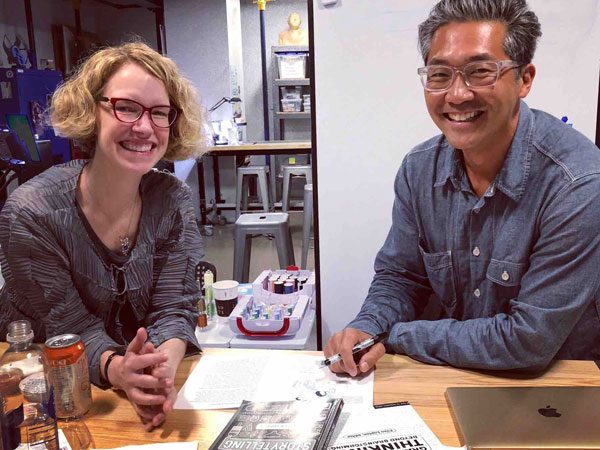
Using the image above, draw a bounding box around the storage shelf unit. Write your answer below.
[268,46,311,207]
[271,46,310,140]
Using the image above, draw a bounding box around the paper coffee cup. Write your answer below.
[212,280,239,317]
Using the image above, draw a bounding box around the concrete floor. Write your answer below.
[201,211,314,282]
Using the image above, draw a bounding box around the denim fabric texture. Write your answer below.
[349,101,600,370]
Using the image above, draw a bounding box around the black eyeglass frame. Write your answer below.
[417,59,524,92]
[98,96,181,128]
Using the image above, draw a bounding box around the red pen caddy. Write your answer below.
[228,270,315,337]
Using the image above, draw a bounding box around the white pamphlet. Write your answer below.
[174,352,373,410]
[328,402,464,450]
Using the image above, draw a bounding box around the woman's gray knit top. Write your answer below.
[0,159,203,387]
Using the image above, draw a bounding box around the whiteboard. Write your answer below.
[312,0,600,345]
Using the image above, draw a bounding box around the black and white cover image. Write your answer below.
[209,398,344,450]
[327,402,447,450]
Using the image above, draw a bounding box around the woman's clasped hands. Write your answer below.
[106,328,178,431]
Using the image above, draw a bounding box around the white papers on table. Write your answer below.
[174,352,373,410]
[92,442,198,450]
[328,403,464,450]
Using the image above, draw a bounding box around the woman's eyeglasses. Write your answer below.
[98,96,180,128]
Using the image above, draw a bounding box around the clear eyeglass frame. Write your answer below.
[417,60,523,92]
[98,96,180,128]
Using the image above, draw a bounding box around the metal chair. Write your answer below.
[281,164,312,212]
[235,165,271,219]
[233,213,295,283]
[301,183,313,269]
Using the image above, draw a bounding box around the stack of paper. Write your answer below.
[174,353,373,411]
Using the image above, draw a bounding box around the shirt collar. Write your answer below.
[493,100,534,202]
[434,144,462,189]
[434,100,534,202]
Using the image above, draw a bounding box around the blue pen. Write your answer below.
[321,332,389,367]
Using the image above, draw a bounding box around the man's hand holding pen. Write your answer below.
[323,329,388,376]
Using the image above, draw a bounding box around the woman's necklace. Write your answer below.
[82,170,139,256]
[118,200,137,256]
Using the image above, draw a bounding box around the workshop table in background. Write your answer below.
[198,141,312,225]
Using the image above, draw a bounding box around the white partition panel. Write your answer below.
[313,0,600,345]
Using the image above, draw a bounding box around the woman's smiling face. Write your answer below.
[94,62,171,176]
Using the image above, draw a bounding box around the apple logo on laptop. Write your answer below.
[538,405,562,418]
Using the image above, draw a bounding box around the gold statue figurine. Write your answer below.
[278,12,309,46]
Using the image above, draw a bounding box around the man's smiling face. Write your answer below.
[424,21,532,154]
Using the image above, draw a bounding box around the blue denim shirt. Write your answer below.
[349,101,600,370]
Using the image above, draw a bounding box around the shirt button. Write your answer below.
[474,288,481,298]
[501,271,510,281]
[472,246,480,257]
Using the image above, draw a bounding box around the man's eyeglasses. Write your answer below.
[417,60,523,92]
[98,97,180,128]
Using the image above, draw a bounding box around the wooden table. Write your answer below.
[198,141,312,225]
[205,141,311,156]
[79,348,599,449]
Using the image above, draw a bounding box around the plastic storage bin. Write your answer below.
[281,98,302,112]
[281,86,302,100]
[277,53,308,79]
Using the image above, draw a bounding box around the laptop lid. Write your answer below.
[6,114,40,162]
[446,386,600,449]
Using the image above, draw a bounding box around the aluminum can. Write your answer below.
[44,334,92,418]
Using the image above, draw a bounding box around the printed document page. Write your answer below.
[174,352,373,410]
[328,402,464,450]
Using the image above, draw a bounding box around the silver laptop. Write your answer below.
[446,386,600,449]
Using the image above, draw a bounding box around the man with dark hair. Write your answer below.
[325,0,600,375]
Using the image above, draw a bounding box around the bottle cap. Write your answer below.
[203,270,214,286]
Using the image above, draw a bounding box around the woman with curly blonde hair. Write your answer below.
[0,41,206,430]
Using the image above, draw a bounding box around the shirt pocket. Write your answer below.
[419,245,457,308]
[486,258,526,304]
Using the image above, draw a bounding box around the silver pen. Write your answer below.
[321,332,388,367]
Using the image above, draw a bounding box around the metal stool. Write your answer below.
[281,164,312,212]
[233,213,296,283]
[301,184,313,269]
[236,165,270,219]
